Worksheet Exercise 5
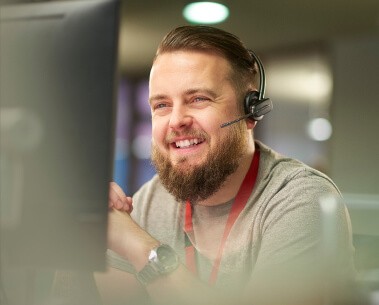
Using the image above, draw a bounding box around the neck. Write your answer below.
[197,142,256,207]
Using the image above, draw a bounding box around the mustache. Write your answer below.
[165,129,210,143]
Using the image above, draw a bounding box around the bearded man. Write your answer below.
[97,26,355,305]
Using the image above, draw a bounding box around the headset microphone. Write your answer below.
[220,50,273,128]
[220,113,253,128]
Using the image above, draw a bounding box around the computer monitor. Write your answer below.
[0,0,120,271]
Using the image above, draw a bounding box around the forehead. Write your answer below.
[153,49,231,66]
[149,50,233,87]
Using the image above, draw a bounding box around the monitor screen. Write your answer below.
[0,0,119,271]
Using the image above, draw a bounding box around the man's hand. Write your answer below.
[108,182,133,213]
[107,182,159,270]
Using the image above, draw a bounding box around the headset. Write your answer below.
[220,50,273,128]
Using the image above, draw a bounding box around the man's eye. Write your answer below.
[154,103,167,109]
[193,97,208,102]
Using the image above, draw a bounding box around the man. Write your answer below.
[98,26,355,305]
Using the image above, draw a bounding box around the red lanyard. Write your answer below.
[184,150,260,285]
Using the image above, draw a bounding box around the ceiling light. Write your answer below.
[183,2,229,24]
[307,118,332,141]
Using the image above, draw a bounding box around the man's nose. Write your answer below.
[168,104,193,130]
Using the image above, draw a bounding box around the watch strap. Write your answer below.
[136,263,160,285]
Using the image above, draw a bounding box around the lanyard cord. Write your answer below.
[184,150,260,285]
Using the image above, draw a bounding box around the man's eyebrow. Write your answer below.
[149,88,218,104]
[184,88,218,98]
[148,94,168,105]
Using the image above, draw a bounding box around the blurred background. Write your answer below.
[1,0,379,304]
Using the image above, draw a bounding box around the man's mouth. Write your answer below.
[174,138,205,148]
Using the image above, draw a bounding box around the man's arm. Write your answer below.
[94,182,215,305]
[105,208,219,305]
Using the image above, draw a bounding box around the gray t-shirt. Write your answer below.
[108,141,355,301]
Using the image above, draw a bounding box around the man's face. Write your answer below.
[149,50,250,202]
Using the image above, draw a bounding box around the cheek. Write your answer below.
[197,110,220,128]
[151,120,166,147]
[202,120,225,144]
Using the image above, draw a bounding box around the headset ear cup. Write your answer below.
[244,91,260,115]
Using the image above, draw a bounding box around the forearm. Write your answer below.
[108,209,222,305]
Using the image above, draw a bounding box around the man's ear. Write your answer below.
[246,119,257,130]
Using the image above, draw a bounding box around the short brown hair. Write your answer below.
[155,26,258,111]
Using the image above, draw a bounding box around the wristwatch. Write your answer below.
[136,244,179,285]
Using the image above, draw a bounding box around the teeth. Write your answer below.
[175,138,202,148]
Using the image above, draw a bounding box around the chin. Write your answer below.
[172,160,192,170]
[172,156,205,168]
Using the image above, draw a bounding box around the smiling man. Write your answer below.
[95,26,355,305]
[150,50,253,204]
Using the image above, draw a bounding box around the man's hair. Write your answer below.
[155,26,258,111]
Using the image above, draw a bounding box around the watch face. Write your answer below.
[155,245,178,272]
[136,244,179,285]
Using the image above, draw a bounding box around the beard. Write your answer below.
[151,122,248,203]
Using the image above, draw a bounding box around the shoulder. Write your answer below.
[256,140,340,196]
[251,143,354,266]
[253,141,345,233]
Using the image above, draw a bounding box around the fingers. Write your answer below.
[109,182,133,213]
